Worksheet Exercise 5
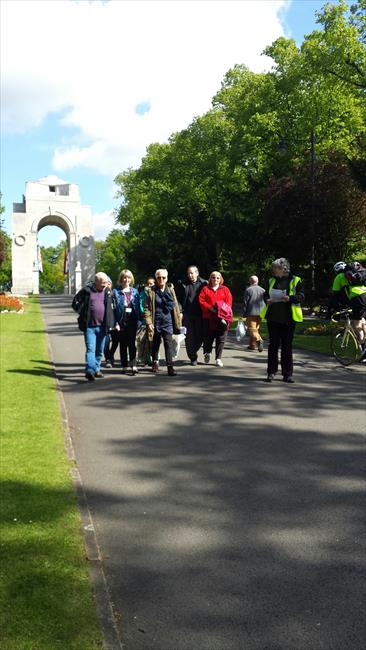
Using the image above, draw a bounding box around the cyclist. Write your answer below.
[343,262,366,355]
[330,261,366,359]
[329,262,349,312]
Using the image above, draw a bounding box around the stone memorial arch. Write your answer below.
[12,176,95,294]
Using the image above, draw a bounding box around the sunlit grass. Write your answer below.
[0,297,103,649]
[232,315,332,356]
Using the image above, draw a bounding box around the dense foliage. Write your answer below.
[114,0,366,298]
[95,228,127,286]
[39,242,66,294]
[0,195,12,290]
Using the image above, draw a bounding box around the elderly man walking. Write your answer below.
[176,265,207,365]
[72,272,116,381]
[242,275,265,352]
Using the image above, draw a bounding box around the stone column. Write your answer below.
[75,261,82,292]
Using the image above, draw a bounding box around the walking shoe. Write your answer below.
[105,361,112,368]
[215,359,224,367]
[94,371,104,378]
[152,361,159,373]
[258,340,264,352]
[190,359,198,366]
[204,353,211,364]
[131,366,138,374]
[167,365,177,376]
[283,376,295,383]
[266,374,275,382]
[85,371,95,381]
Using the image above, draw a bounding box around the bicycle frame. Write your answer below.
[331,309,363,365]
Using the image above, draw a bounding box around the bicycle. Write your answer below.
[330,309,364,366]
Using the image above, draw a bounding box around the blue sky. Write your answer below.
[1,0,344,247]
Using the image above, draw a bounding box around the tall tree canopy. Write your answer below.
[114,0,366,297]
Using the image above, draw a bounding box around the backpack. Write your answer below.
[345,263,366,286]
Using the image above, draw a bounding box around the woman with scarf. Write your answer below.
[114,269,142,374]
[144,268,182,376]
[199,271,233,367]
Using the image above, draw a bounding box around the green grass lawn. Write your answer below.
[0,298,103,650]
[232,316,332,356]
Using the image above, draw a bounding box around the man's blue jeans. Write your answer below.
[84,326,106,375]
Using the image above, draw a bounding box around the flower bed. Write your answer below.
[303,322,337,336]
[0,295,24,313]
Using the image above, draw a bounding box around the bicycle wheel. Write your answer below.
[331,328,359,366]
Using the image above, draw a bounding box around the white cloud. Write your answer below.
[93,209,120,240]
[1,0,289,176]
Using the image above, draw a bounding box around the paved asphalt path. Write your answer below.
[40,295,365,650]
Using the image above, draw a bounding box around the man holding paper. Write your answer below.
[260,258,304,383]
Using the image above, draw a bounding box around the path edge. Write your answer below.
[42,309,123,650]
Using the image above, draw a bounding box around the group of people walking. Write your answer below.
[72,257,309,383]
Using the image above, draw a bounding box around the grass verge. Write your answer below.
[0,297,103,650]
[232,316,332,356]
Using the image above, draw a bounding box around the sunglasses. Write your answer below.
[156,276,167,279]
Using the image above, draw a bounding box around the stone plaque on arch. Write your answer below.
[11,176,96,294]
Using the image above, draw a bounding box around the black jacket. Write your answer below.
[72,283,116,332]
[176,277,207,317]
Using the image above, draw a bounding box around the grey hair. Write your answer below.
[95,272,110,282]
[249,275,259,285]
[272,258,290,272]
[155,268,168,278]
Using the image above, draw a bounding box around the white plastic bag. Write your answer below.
[172,332,186,360]
[235,319,247,342]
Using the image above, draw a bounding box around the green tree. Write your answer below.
[260,155,366,291]
[0,195,12,289]
[114,0,366,297]
[95,228,128,285]
[39,243,65,294]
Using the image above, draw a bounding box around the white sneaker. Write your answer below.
[204,353,211,364]
[131,366,138,374]
[215,359,223,367]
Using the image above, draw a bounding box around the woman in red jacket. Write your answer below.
[199,271,233,367]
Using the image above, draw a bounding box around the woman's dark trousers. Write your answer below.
[152,330,173,366]
[203,320,227,360]
[267,321,295,378]
[105,330,120,362]
[119,319,138,367]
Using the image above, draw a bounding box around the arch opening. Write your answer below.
[37,225,69,295]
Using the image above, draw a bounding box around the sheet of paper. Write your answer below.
[269,288,287,302]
